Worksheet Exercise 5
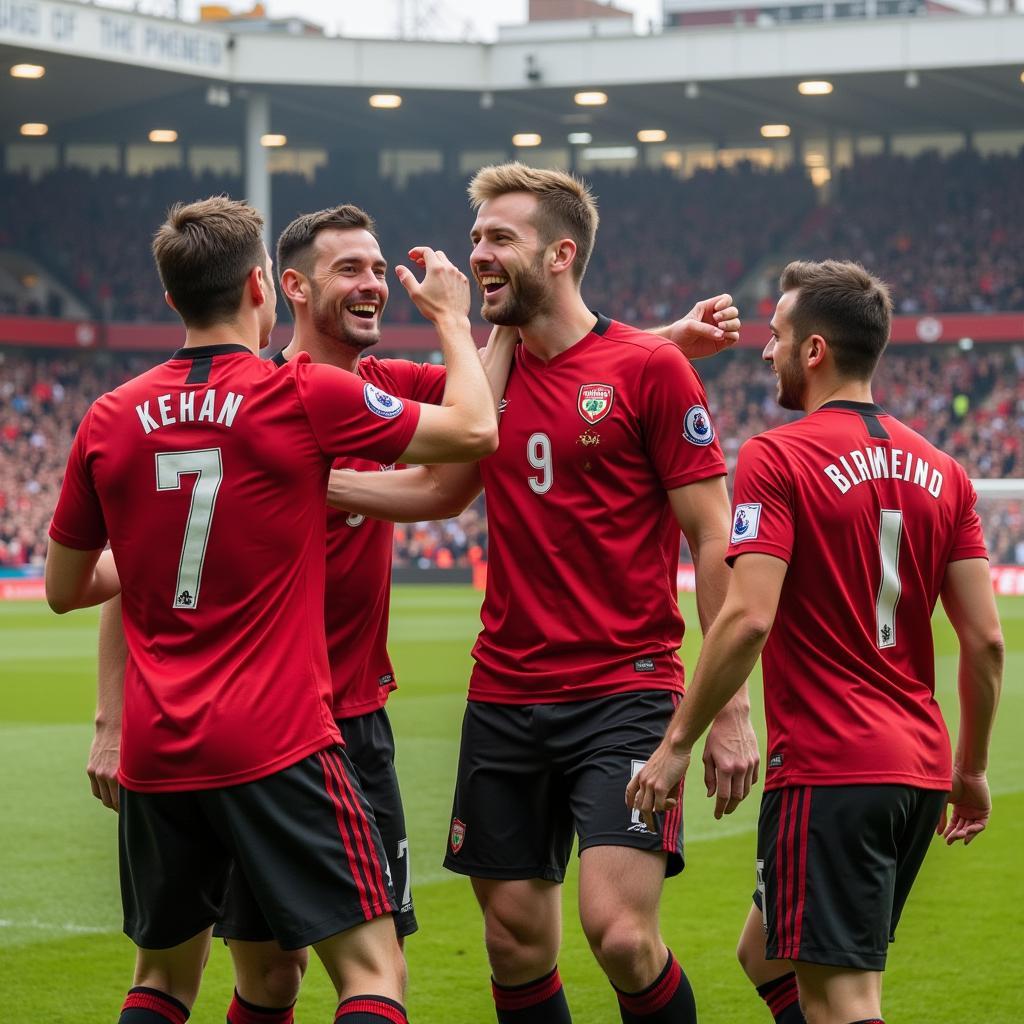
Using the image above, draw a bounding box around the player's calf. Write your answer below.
[226,939,307,1021]
[736,902,805,1023]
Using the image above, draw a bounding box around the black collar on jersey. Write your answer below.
[820,399,889,440]
[591,312,612,336]
[272,349,289,367]
[171,343,252,360]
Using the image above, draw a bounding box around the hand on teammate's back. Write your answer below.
[939,767,991,846]
[396,247,471,324]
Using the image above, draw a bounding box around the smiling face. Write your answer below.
[469,192,555,327]
[763,289,808,411]
[306,227,388,350]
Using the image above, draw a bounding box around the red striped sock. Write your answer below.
[492,966,572,1022]
[755,972,805,1022]
[614,951,696,1023]
[334,995,407,1023]
[226,989,295,1023]
[119,986,190,1023]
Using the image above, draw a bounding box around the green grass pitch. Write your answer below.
[1,588,1022,1022]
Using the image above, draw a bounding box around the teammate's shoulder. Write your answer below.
[601,316,674,356]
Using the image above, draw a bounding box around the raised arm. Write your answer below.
[669,476,761,818]
[647,293,741,360]
[938,557,1004,845]
[627,551,786,828]
[88,594,126,812]
[393,248,498,465]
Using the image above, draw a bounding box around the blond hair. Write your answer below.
[468,163,599,282]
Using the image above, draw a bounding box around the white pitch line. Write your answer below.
[0,918,114,935]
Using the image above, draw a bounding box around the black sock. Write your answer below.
[847,1020,884,1023]
[492,966,572,1023]
[119,986,190,1023]
[755,973,805,1022]
[614,951,696,1023]
[334,995,407,1023]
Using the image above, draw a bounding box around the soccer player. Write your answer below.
[46,196,498,1024]
[85,201,742,1022]
[628,260,1004,1024]
[328,163,760,1024]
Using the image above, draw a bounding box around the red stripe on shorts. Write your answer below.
[318,750,373,920]
[790,787,813,958]
[775,788,794,958]
[326,749,392,912]
[661,779,683,853]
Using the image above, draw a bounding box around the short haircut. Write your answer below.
[468,163,599,282]
[780,259,893,380]
[152,196,266,329]
[276,205,377,314]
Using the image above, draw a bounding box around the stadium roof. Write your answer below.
[2,5,1024,151]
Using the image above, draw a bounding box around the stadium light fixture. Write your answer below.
[684,82,699,100]
[260,134,287,147]
[760,124,790,138]
[512,133,542,147]
[574,91,607,106]
[567,132,593,145]
[637,129,667,143]
[1019,70,1024,85]
[369,94,402,109]
[148,129,178,143]
[904,70,919,89]
[809,166,831,187]
[663,150,684,169]
[11,63,45,79]
[582,146,638,161]
[19,123,48,136]
[798,80,833,95]
[804,152,826,167]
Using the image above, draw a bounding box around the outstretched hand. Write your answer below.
[664,294,741,359]
[397,247,471,324]
[938,767,990,846]
[702,706,760,819]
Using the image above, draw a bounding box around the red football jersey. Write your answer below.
[49,344,421,792]
[470,315,727,703]
[321,356,446,718]
[727,400,988,790]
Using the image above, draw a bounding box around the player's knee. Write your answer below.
[585,917,657,982]
[483,910,555,979]
[256,948,307,1007]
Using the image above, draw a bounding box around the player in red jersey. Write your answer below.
[328,164,760,1024]
[85,200,739,1021]
[628,260,1004,1024]
[45,196,498,1024]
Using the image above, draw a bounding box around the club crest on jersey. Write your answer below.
[577,383,614,424]
[449,818,466,855]
[731,503,762,543]
[364,383,404,419]
[683,404,715,446]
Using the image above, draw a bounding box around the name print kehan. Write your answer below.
[135,389,245,435]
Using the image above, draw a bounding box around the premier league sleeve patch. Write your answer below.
[731,503,762,543]
[364,383,404,419]
[683,404,715,446]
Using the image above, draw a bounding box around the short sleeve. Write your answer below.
[726,436,795,566]
[640,344,727,491]
[948,476,989,563]
[49,408,108,551]
[293,360,421,466]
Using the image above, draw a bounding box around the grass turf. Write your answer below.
[1,589,1022,1022]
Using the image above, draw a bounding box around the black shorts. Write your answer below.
[215,710,416,942]
[756,784,945,971]
[120,747,396,950]
[443,692,684,882]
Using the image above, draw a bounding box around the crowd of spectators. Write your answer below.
[3,343,1021,570]
[2,149,1022,323]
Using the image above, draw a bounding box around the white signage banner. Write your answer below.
[0,1,228,76]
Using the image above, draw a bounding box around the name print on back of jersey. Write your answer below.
[135,389,245,435]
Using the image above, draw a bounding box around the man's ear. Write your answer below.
[548,238,578,278]
[805,333,828,368]
[163,291,177,313]
[280,267,308,308]
[247,265,268,306]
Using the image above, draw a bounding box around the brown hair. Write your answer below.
[468,163,599,282]
[276,205,377,314]
[152,196,266,328]
[780,259,893,379]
